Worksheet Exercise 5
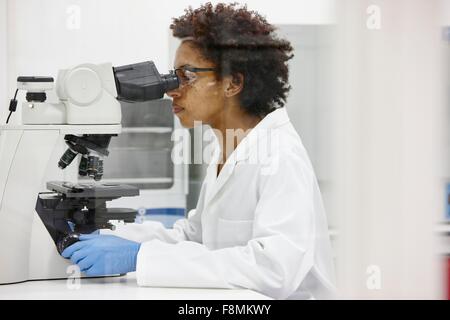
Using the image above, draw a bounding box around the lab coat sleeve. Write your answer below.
[135,149,319,299]
[100,208,202,244]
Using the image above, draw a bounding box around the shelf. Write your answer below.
[100,178,173,184]
[121,127,173,134]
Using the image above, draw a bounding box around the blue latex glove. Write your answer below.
[61,234,141,276]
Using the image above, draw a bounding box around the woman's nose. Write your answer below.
[166,88,181,98]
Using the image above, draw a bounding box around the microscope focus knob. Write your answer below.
[57,233,81,255]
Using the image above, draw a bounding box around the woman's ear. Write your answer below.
[224,73,244,98]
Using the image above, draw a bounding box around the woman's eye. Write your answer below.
[184,70,197,83]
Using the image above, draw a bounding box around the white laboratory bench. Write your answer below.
[0,272,271,300]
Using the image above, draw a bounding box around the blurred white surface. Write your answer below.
[0,0,336,124]
[333,0,446,299]
[0,272,271,300]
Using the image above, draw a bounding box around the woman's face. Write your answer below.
[167,41,226,128]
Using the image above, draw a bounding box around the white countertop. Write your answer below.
[0,273,271,300]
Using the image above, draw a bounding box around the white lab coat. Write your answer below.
[103,107,336,299]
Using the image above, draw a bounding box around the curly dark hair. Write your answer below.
[170,2,294,117]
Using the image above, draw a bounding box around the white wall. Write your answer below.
[440,0,450,25]
[1,0,335,123]
[0,0,7,124]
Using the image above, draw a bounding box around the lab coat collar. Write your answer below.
[203,107,291,206]
[234,107,291,161]
[252,107,291,131]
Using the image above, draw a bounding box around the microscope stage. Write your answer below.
[46,181,139,198]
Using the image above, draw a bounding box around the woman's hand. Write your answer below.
[61,234,141,276]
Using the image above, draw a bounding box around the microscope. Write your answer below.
[0,61,179,284]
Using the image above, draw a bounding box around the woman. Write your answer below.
[62,3,336,300]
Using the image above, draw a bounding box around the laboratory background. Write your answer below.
[0,0,449,299]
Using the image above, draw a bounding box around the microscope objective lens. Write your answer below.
[79,155,88,176]
[87,156,99,177]
[94,159,104,181]
[58,148,78,169]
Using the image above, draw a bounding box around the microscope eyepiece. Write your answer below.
[160,71,179,93]
[113,61,180,102]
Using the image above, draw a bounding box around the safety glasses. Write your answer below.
[173,65,216,87]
